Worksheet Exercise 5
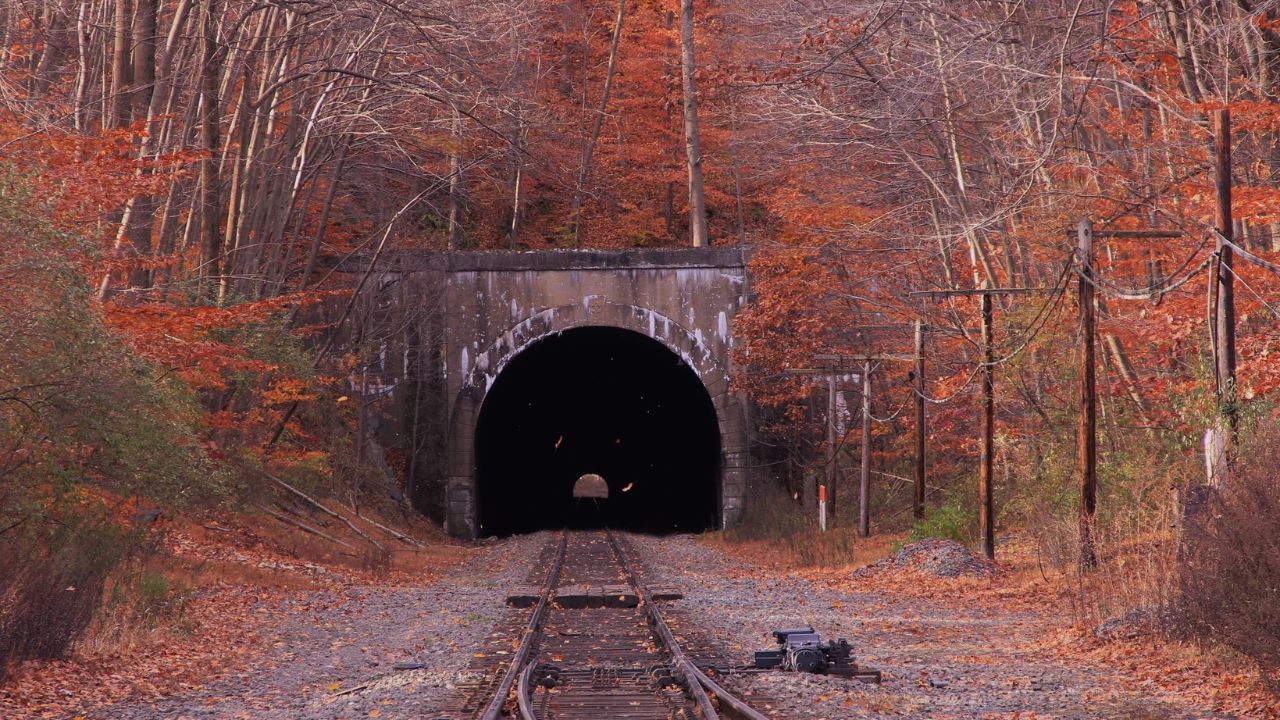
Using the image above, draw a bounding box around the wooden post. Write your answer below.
[1077,218,1098,569]
[1213,108,1237,442]
[826,368,837,529]
[859,358,871,537]
[979,291,995,560]
[911,286,1058,561]
[795,351,920,531]
[913,319,926,519]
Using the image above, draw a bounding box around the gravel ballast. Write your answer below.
[627,533,1234,720]
[89,530,1238,719]
[92,532,551,720]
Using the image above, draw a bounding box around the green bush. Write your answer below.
[907,498,976,545]
[725,479,809,542]
[0,170,220,675]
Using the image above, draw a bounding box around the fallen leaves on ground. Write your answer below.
[0,510,470,720]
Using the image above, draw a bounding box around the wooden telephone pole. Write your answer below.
[1212,108,1238,466]
[1067,222,1182,567]
[861,358,872,536]
[913,287,1052,560]
[1076,219,1098,569]
[980,292,994,560]
[791,352,916,534]
[786,361,857,530]
[816,353,916,537]
[827,366,837,528]
[914,320,926,519]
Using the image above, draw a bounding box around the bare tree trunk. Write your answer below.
[124,0,158,290]
[72,3,91,131]
[131,0,155,117]
[508,128,525,248]
[110,0,132,128]
[447,105,462,249]
[571,0,626,248]
[679,0,709,248]
[100,0,194,298]
[927,8,995,288]
[198,0,222,299]
[28,4,66,107]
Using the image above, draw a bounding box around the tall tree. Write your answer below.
[678,0,709,248]
[571,0,626,247]
[198,0,221,298]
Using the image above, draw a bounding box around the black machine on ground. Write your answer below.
[752,627,881,682]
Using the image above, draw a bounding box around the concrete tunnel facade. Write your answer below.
[391,247,754,539]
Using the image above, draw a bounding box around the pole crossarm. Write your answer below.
[813,353,920,363]
[909,287,1053,298]
[784,367,860,375]
[1060,229,1183,239]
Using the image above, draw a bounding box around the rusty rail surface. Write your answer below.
[606,529,770,720]
[465,529,771,720]
[478,529,568,720]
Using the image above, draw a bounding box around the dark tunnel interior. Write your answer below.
[475,326,721,536]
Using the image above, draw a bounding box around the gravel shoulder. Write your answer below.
[628,533,1245,720]
[22,530,1266,719]
[82,531,551,720]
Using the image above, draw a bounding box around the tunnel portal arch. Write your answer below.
[431,248,750,538]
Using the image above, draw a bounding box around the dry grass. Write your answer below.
[1070,521,1182,631]
[1178,423,1280,693]
[68,505,472,665]
[704,526,900,572]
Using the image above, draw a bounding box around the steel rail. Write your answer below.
[685,662,771,720]
[479,529,568,720]
[606,529,770,720]
[515,657,538,720]
[605,529,719,720]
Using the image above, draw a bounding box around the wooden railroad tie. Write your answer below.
[505,584,683,608]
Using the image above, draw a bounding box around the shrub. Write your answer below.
[0,170,219,676]
[1177,418,1280,693]
[907,497,976,546]
[0,504,138,677]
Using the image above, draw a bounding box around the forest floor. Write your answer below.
[2,525,1275,719]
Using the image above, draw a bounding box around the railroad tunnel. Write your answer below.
[474,326,722,536]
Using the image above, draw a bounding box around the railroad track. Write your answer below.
[458,529,771,720]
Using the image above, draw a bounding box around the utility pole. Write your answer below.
[786,361,855,531]
[1058,223,1181,563]
[791,352,917,534]
[979,291,995,560]
[860,358,872,537]
[827,367,838,529]
[913,319,926,519]
[1212,107,1237,478]
[1077,219,1098,569]
[912,287,1053,561]
[814,351,916,535]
